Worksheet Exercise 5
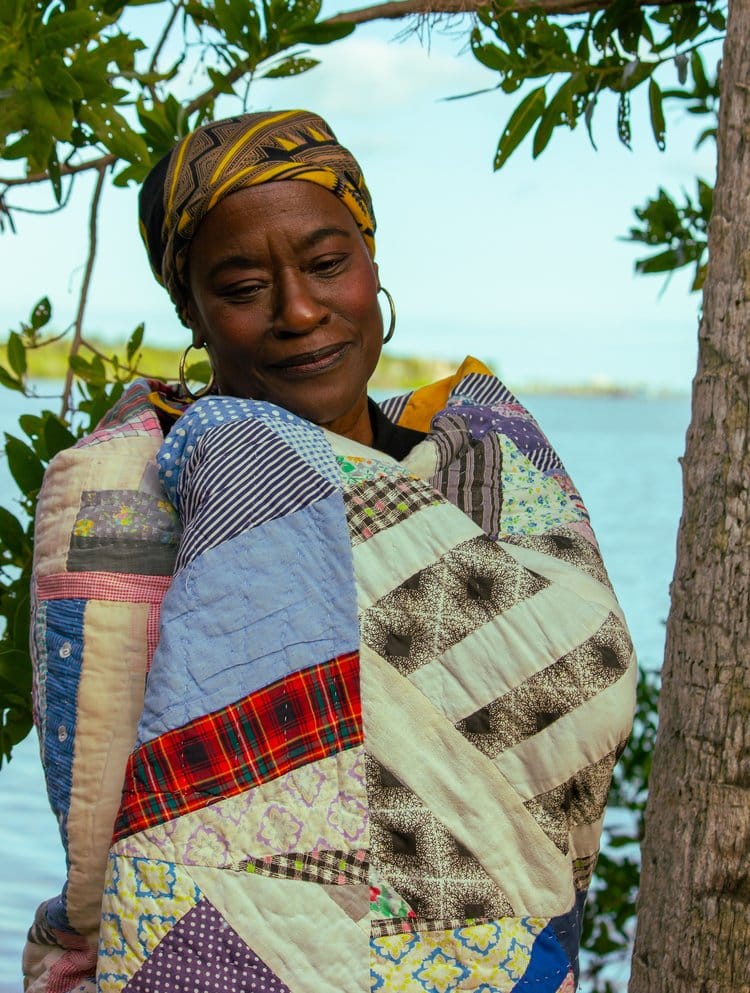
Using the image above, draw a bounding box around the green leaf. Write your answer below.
[0,367,23,393]
[27,84,74,142]
[206,67,236,96]
[214,0,261,48]
[636,246,692,275]
[126,323,145,362]
[263,55,319,78]
[0,507,29,559]
[77,102,149,165]
[112,162,150,186]
[7,332,26,378]
[691,49,709,94]
[69,354,93,379]
[47,147,63,205]
[470,40,508,73]
[4,436,44,495]
[43,415,76,458]
[38,9,105,53]
[494,86,546,170]
[38,56,84,102]
[648,79,666,151]
[18,414,43,443]
[185,360,212,384]
[695,126,716,149]
[89,354,106,385]
[30,297,51,330]
[706,6,726,30]
[285,20,354,44]
[533,76,581,158]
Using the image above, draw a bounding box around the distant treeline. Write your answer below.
[0,337,465,392]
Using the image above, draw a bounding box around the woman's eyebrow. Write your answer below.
[300,225,353,249]
[207,254,259,280]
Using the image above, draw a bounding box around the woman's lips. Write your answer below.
[271,342,349,375]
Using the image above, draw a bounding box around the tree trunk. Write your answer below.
[629,4,750,992]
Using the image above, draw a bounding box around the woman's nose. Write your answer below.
[273,269,328,335]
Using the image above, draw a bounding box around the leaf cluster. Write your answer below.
[0,0,353,201]
[0,1,150,186]
[468,1,725,168]
[627,178,712,291]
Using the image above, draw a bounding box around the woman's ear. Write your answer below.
[185,297,205,349]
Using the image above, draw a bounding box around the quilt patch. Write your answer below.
[114,652,362,841]
[240,848,369,884]
[113,747,369,866]
[161,416,337,573]
[39,598,85,846]
[497,437,585,535]
[503,525,610,587]
[369,916,568,993]
[122,898,291,993]
[360,535,548,678]
[455,611,632,759]
[344,476,443,546]
[99,853,200,989]
[68,489,180,575]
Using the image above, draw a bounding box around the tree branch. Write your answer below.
[0,153,116,189]
[326,0,689,24]
[150,1,182,73]
[61,166,107,418]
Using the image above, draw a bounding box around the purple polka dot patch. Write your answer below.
[124,898,290,992]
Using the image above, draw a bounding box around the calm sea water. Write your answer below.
[0,385,691,991]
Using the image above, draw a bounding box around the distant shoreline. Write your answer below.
[0,339,689,399]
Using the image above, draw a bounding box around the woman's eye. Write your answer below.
[220,282,264,300]
[312,255,346,275]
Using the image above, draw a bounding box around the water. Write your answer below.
[0,386,691,991]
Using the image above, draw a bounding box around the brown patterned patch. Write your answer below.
[366,757,513,920]
[523,750,620,854]
[503,524,612,590]
[360,535,549,677]
[456,612,633,758]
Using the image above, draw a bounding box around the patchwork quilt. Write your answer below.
[24,357,635,993]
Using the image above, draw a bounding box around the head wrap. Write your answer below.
[139,109,376,324]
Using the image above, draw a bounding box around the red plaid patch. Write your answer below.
[113,652,361,842]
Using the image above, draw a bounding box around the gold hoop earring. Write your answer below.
[379,286,396,344]
[179,343,216,400]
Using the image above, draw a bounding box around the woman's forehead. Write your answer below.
[191,181,364,258]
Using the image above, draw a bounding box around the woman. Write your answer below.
[25,110,635,993]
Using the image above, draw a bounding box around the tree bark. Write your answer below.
[629,3,750,992]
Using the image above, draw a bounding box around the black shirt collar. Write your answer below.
[368,397,427,460]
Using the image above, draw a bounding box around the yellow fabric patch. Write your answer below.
[396,356,493,433]
[98,854,200,989]
[370,917,548,991]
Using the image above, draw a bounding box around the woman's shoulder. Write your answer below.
[73,377,186,450]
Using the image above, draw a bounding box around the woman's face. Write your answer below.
[186,181,383,443]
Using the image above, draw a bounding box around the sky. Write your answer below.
[0,8,719,391]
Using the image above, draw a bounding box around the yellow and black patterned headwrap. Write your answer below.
[139,109,376,324]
